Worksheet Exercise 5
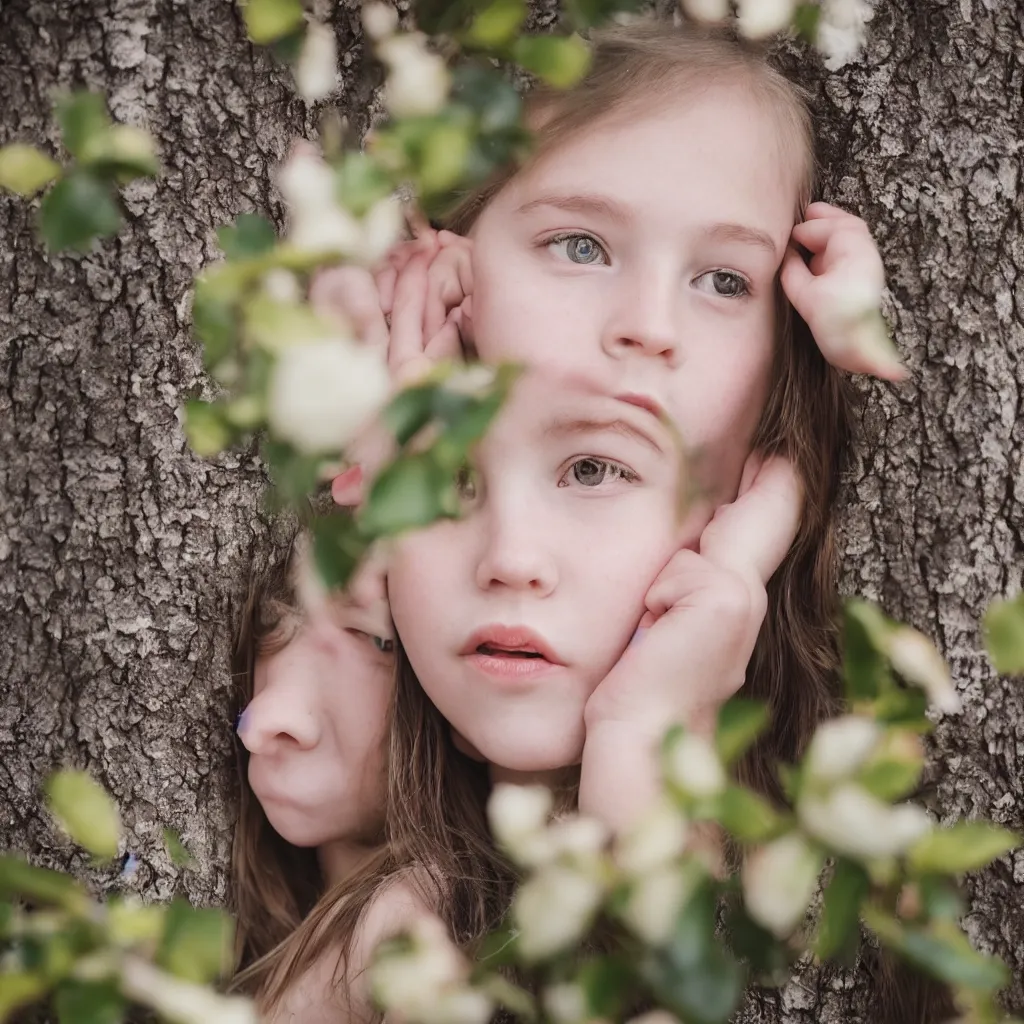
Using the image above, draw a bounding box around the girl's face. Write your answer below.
[388,374,684,773]
[468,85,802,540]
[240,593,395,847]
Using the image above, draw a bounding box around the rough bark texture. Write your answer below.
[0,0,1021,1022]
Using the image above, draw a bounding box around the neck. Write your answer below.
[316,839,379,889]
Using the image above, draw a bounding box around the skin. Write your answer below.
[387,372,686,777]
[239,588,395,885]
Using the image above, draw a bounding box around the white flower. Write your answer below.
[445,364,498,397]
[666,732,727,798]
[736,0,796,38]
[262,269,302,304]
[742,833,822,938]
[371,917,465,1017]
[616,797,689,875]
[629,1012,684,1024]
[513,863,603,961]
[121,958,255,1024]
[363,1,399,40]
[355,194,404,265]
[888,627,960,714]
[267,337,389,454]
[423,988,494,1024]
[543,983,587,1024]
[278,148,336,219]
[295,21,338,103]
[817,0,875,70]
[620,865,694,945]
[378,34,451,118]
[680,0,729,22]
[547,817,607,859]
[804,715,881,785]
[488,784,552,863]
[290,206,363,257]
[799,783,932,861]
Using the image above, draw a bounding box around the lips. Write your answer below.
[460,625,565,666]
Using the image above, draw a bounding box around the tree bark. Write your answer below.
[1,0,1021,1021]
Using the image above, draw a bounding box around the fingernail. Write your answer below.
[629,627,647,648]
[331,465,363,504]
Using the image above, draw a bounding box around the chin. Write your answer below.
[262,809,327,849]
[482,730,584,774]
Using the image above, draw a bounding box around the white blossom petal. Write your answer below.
[295,21,338,103]
[888,627,960,714]
[679,0,730,22]
[616,797,690,875]
[488,784,552,864]
[543,983,587,1024]
[363,2,399,41]
[804,715,881,785]
[742,833,822,937]
[817,0,875,71]
[378,34,450,118]
[267,337,389,454]
[620,865,694,945]
[513,864,603,960]
[666,732,727,798]
[736,0,796,39]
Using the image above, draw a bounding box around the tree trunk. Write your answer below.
[1,0,1021,1021]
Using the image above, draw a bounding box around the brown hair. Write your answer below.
[241,18,852,1015]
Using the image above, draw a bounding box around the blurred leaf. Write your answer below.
[158,900,233,985]
[56,92,111,160]
[359,452,459,537]
[857,733,924,801]
[860,686,930,730]
[163,828,195,869]
[383,383,437,446]
[578,955,632,1018]
[715,699,768,764]
[452,65,522,133]
[45,770,122,860]
[218,213,277,260]
[418,122,472,197]
[271,26,307,63]
[713,785,785,843]
[39,171,121,251]
[312,513,370,590]
[0,144,61,196]
[564,0,642,30]
[843,599,894,702]
[335,152,393,217]
[191,278,237,369]
[54,980,124,1024]
[815,858,868,962]
[184,400,233,458]
[0,856,90,912]
[865,908,1009,992]
[79,124,159,181]
[477,975,536,1020]
[107,896,166,946]
[262,440,322,505]
[243,296,337,354]
[723,898,791,978]
[907,822,1019,876]
[918,876,965,923]
[0,972,48,1023]
[513,34,592,88]
[983,593,1024,674]
[415,0,477,36]
[242,0,305,44]
[793,2,822,39]
[463,0,527,48]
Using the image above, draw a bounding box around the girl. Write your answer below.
[229,537,398,1017]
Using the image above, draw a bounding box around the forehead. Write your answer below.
[498,84,804,239]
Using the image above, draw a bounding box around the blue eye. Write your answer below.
[548,233,609,266]
[693,269,749,298]
[559,457,638,488]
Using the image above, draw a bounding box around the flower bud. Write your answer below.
[295,21,338,103]
[267,337,389,454]
[513,863,603,960]
[378,34,451,118]
[888,627,960,714]
[742,833,822,937]
[736,0,796,38]
[620,864,695,945]
[679,0,729,22]
[363,1,399,40]
[666,732,726,798]
[804,715,881,785]
[616,797,689,875]
[488,784,552,864]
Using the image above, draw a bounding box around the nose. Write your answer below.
[474,500,558,597]
[238,690,321,755]
[601,267,681,366]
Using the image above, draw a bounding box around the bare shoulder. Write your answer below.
[262,941,349,1024]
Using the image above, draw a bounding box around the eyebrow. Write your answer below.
[515,192,632,225]
[701,222,778,256]
[544,416,666,456]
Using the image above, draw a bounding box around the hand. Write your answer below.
[584,454,803,740]
[781,202,907,381]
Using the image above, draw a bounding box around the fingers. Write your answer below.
[423,238,473,341]
[387,251,431,374]
[801,201,851,222]
[309,266,390,351]
[699,455,803,586]
[377,233,439,314]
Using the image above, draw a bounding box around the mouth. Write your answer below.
[461,626,564,667]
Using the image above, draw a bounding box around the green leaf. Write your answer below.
[864,908,1009,993]
[335,152,393,217]
[0,855,90,912]
[383,384,437,446]
[418,122,472,197]
[859,686,930,730]
[815,858,869,962]
[158,900,233,985]
[723,898,791,978]
[191,278,238,370]
[312,513,370,591]
[578,955,632,1018]
[242,296,337,354]
[857,756,923,802]
[564,0,642,30]
[513,34,592,89]
[242,0,306,44]
[907,822,1020,876]
[163,828,195,869]
[414,0,476,36]
[843,599,894,702]
[359,453,460,538]
[107,896,167,946]
[39,171,122,251]
[452,65,523,134]
[984,593,1024,674]
[463,0,527,48]
[56,92,111,160]
[79,124,159,181]
[262,440,323,506]
[792,2,822,39]
[45,770,122,860]
[0,972,48,1022]
[0,144,61,196]
[918,876,965,923]
[713,785,785,843]
[184,400,233,458]
[217,213,277,260]
[715,698,769,764]
[54,980,125,1024]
